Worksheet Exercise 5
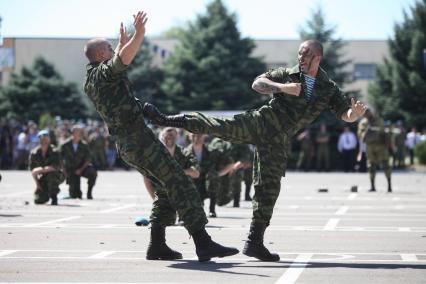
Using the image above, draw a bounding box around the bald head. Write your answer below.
[84,38,113,63]
[301,40,323,57]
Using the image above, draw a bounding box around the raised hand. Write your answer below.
[133,11,148,35]
[350,98,366,119]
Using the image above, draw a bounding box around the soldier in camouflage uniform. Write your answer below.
[29,130,65,205]
[392,121,406,169]
[83,11,238,262]
[357,109,392,192]
[88,127,108,170]
[144,40,366,261]
[183,134,234,218]
[60,125,98,199]
[210,139,252,208]
[316,123,330,171]
[144,127,200,229]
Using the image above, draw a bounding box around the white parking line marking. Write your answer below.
[23,216,81,227]
[323,218,340,231]
[0,250,17,257]
[275,253,313,284]
[394,205,405,210]
[401,254,418,262]
[100,204,137,213]
[347,193,357,200]
[335,206,349,215]
[88,251,116,259]
[398,227,411,232]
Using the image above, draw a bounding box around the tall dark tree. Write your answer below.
[298,6,353,135]
[161,0,266,112]
[296,7,354,169]
[127,39,166,109]
[369,0,426,128]
[0,57,88,121]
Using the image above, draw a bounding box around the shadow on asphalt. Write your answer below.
[243,261,426,270]
[169,260,270,277]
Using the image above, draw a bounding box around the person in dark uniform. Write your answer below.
[60,125,98,199]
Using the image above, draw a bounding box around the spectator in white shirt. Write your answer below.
[338,126,358,172]
[405,127,421,165]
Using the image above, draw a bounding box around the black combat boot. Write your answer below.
[87,179,95,199]
[146,223,183,260]
[87,185,93,200]
[192,228,239,262]
[50,195,58,206]
[209,194,217,218]
[243,222,280,262]
[143,103,186,128]
[233,193,240,208]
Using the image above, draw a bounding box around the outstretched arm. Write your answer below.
[342,98,366,122]
[119,11,148,65]
[252,77,301,96]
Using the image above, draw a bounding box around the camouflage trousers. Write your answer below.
[184,106,288,226]
[116,120,207,234]
[34,171,65,204]
[215,170,244,206]
[366,144,391,181]
[67,165,97,198]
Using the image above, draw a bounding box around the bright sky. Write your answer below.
[0,0,418,40]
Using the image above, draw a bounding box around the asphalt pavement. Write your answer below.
[0,170,425,283]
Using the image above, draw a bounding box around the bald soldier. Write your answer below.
[144,39,367,262]
[83,11,238,262]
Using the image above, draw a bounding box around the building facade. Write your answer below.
[0,37,388,98]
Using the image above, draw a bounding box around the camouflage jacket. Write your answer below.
[173,145,198,171]
[183,143,230,180]
[84,55,144,135]
[357,117,388,146]
[29,145,62,171]
[60,138,92,173]
[260,65,350,136]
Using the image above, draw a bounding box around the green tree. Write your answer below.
[0,57,88,121]
[299,6,351,87]
[297,6,355,169]
[161,0,266,112]
[127,39,166,109]
[369,0,426,128]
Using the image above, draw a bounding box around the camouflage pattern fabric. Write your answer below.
[29,145,65,204]
[84,55,207,234]
[182,65,350,225]
[358,117,391,181]
[60,138,97,198]
[147,146,199,226]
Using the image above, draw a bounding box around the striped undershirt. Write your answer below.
[303,74,316,101]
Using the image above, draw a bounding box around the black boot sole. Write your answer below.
[243,245,280,262]
[146,253,183,260]
[198,248,239,262]
[242,250,280,262]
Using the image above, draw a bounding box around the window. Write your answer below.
[353,64,375,80]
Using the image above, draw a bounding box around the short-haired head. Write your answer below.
[84,38,113,63]
[301,40,323,57]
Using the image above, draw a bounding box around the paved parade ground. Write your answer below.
[1,170,425,283]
